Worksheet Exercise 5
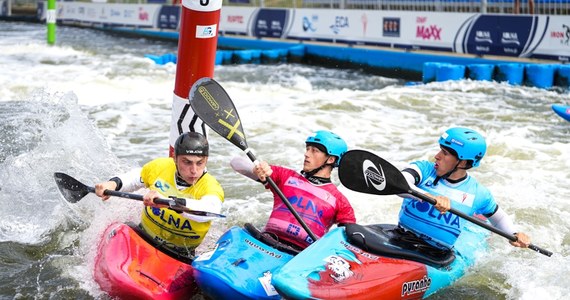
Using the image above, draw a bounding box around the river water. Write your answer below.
[0,21,568,299]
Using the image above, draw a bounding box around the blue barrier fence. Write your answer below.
[145,45,306,66]
[423,62,570,89]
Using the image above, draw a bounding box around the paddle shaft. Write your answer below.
[83,184,225,218]
[245,150,319,242]
[410,189,552,257]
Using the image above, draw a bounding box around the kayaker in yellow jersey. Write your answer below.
[94,132,224,255]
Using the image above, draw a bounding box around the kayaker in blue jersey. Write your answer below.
[94,132,224,255]
[231,130,356,250]
[398,127,530,252]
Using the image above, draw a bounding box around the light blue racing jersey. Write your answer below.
[398,160,497,249]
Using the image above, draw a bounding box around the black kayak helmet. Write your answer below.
[174,132,209,156]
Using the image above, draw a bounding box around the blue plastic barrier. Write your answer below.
[554,65,570,88]
[495,63,525,85]
[525,64,556,89]
[261,49,287,63]
[232,50,254,64]
[467,64,494,81]
[288,45,306,62]
[423,62,443,83]
[436,64,466,82]
[215,51,224,65]
[250,49,261,64]
[215,50,233,65]
[144,53,176,65]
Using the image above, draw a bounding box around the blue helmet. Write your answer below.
[305,130,347,167]
[439,127,486,168]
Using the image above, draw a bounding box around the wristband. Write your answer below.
[109,177,123,191]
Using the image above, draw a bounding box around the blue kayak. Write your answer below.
[552,104,570,122]
[272,222,489,299]
[192,224,297,299]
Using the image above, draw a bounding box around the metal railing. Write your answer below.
[6,0,569,15]
[223,0,569,14]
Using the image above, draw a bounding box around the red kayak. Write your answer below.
[94,222,197,300]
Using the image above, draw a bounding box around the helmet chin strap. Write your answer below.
[433,160,462,186]
[301,156,333,179]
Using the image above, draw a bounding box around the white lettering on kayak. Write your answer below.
[340,241,380,260]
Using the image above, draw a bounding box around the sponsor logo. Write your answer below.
[409,201,461,229]
[550,24,570,46]
[402,276,431,297]
[110,9,121,17]
[271,20,282,31]
[302,16,318,32]
[476,46,490,52]
[227,15,243,23]
[501,32,520,45]
[361,13,368,36]
[341,240,379,260]
[258,271,278,296]
[416,25,442,40]
[415,16,441,40]
[475,30,493,43]
[138,7,148,21]
[330,16,349,35]
[183,149,205,155]
[286,223,300,236]
[362,159,386,192]
[450,138,464,147]
[196,24,217,39]
[198,86,219,110]
[324,255,354,282]
[152,207,194,231]
[155,180,170,192]
[244,238,282,258]
[383,17,400,38]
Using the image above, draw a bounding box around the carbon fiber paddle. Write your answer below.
[188,77,318,242]
[54,172,226,218]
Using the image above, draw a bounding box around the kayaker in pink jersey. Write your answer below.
[232,130,356,250]
[94,132,224,256]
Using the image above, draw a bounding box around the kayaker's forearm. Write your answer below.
[181,195,223,222]
[113,168,144,192]
[488,206,517,235]
[230,156,261,182]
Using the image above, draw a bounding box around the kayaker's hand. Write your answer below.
[510,232,531,248]
[432,195,451,214]
[253,161,272,183]
[95,181,117,201]
[143,190,167,208]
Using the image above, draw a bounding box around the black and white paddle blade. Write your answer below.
[338,150,411,196]
[53,172,92,203]
[189,77,248,151]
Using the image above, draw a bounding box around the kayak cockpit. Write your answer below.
[345,223,455,268]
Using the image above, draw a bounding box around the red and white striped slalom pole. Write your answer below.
[169,0,221,157]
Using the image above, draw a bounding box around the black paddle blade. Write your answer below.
[339,150,411,196]
[189,78,248,151]
[53,172,92,203]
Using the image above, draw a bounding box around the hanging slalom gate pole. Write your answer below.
[46,0,56,45]
[168,0,222,156]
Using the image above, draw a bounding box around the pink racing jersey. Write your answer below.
[263,166,356,249]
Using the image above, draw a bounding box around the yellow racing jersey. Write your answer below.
[139,157,224,251]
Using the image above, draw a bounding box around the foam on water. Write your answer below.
[1,21,569,299]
